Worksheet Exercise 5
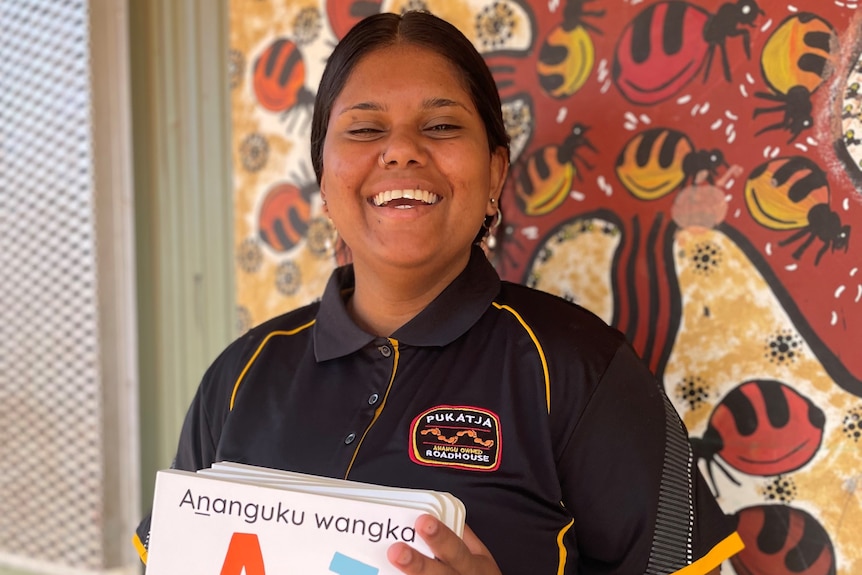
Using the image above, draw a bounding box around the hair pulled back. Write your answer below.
[310,11,510,184]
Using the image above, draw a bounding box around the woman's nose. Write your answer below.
[380,128,426,167]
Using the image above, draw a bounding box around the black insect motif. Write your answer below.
[514,123,597,216]
[744,156,850,265]
[613,0,763,105]
[754,13,837,142]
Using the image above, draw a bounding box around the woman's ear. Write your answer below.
[319,175,329,215]
[487,147,509,216]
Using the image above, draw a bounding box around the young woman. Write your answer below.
[136,11,741,575]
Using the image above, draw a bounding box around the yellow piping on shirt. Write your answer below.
[671,531,745,575]
[492,302,551,413]
[344,338,400,479]
[556,518,574,575]
[229,320,316,411]
[132,533,148,564]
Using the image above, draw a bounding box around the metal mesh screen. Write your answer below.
[0,0,107,571]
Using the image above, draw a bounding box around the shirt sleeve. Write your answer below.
[557,342,743,574]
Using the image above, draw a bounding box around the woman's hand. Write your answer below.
[387,515,501,575]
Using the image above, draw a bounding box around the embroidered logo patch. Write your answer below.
[409,405,501,471]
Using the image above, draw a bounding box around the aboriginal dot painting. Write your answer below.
[0,0,108,572]
[230,1,862,573]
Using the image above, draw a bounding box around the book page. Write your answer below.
[145,469,459,575]
[205,462,465,534]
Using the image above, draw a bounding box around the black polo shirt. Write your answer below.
[135,246,742,574]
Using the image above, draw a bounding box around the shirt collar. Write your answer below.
[313,245,501,361]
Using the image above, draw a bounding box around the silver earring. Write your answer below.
[485,208,503,251]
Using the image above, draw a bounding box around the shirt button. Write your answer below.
[344,432,356,445]
[368,393,379,405]
[378,345,392,357]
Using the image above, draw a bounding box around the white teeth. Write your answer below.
[372,189,440,207]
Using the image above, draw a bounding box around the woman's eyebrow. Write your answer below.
[423,97,468,111]
[339,101,384,114]
[336,97,469,117]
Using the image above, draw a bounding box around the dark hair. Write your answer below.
[310,11,510,185]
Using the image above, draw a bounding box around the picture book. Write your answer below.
[144,462,465,575]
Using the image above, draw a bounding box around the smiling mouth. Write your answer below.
[372,189,440,208]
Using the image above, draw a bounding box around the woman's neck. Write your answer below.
[346,253,470,337]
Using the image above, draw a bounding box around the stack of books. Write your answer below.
[144,462,465,574]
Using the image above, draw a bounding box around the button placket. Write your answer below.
[342,339,398,476]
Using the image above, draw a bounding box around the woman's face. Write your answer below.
[320,44,508,275]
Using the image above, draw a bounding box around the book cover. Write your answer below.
[144,466,464,575]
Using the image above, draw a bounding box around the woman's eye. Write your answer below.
[346,127,387,140]
[427,124,460,133]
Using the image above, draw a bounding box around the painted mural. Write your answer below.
[229,1,862,573]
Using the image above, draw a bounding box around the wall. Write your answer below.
[128,0,235,513]
[229,1,862,573]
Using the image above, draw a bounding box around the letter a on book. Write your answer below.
[221,532,266,575]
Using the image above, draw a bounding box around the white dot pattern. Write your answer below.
[0,0,106,569]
